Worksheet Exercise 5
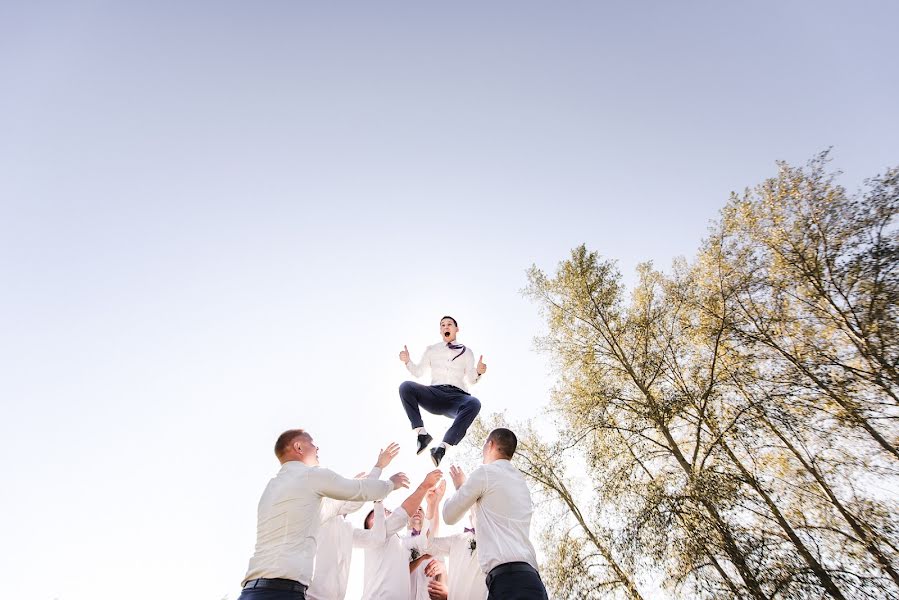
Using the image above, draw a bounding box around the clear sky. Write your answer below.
[1,2,897,599]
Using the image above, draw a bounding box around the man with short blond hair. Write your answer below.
[239,429,410,600]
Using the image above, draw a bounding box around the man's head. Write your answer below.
[274,429,320,466]
[439,316,459,343]
[482,428,517,463]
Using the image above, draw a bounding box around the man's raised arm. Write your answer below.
[402,344,430,378]
[336,442,402,516]
[442,465,486,525]
[312,467,408,502]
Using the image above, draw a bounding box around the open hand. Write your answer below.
[389,472,410,491]
[376,442,400,468]
[434,478,447,500]
[449,465,466,490]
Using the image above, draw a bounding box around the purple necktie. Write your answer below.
[411,529,421,536]
[447,342,466,361]
[464,527,475,534]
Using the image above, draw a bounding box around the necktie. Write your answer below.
[411,529,421,536]
[464,527,475,534]
[447,342,466,361]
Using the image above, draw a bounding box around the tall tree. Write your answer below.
[516,154,899,599]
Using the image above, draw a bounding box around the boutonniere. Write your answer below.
[468,538,477,555]
[410,547,420,562]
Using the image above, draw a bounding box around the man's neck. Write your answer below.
[484,454,509,464]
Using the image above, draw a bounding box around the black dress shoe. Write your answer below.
[416,433,433,455]
[430,446,445,467]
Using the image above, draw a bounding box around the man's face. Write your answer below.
[439,318,459,343]
[410,506,424,529]
[295,434,320,466]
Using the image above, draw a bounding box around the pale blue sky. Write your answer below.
[1,2,897,599]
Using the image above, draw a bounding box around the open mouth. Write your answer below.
[444,331,451,337]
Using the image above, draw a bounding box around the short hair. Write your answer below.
[487,428,517,458]
[440,315,458,327]
[364,509,375,530]
[274,429,308,459]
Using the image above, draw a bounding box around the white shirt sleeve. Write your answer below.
[406,345,431,378]
[464,348,481,385]
[310,467,393,502]
[333,466,383,516]
[443,467,488,525]
[353,502,387,549]
[385,507,410,535]
[320,497,344,522]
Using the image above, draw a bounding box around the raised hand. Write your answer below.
[376,442,401,468]
[449,465,466,490]
[399,345,411,363]
[477,355,487,375]
[389,472,410,490]
[425,478,446,504]
[421,468,443,490]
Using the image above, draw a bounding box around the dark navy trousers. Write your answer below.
[237,587,305,600]
[486,562,549,600]
[399,381,481,445]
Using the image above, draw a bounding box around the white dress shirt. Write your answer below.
[241,461,393,587]
[307,467,383,600]
[356,506,429,600]
[442,460,538,574]
[427,531,488,600]
[410,559,431,600]
[408,520,435,600]
[406,342,482,393]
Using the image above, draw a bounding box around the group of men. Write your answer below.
[238,316,549,599]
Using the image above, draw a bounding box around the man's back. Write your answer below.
[244,462,322,585]
[445,460,538,575]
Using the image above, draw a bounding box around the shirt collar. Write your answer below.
[280,460,310,472]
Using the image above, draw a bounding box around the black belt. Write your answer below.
[486,561,539,585]
[434,384,468,394]
[243,578,307,592]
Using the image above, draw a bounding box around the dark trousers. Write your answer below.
[486,562,548,600]
[238,579,306,600]
[399,381,481,446]
[238,590,304,600]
